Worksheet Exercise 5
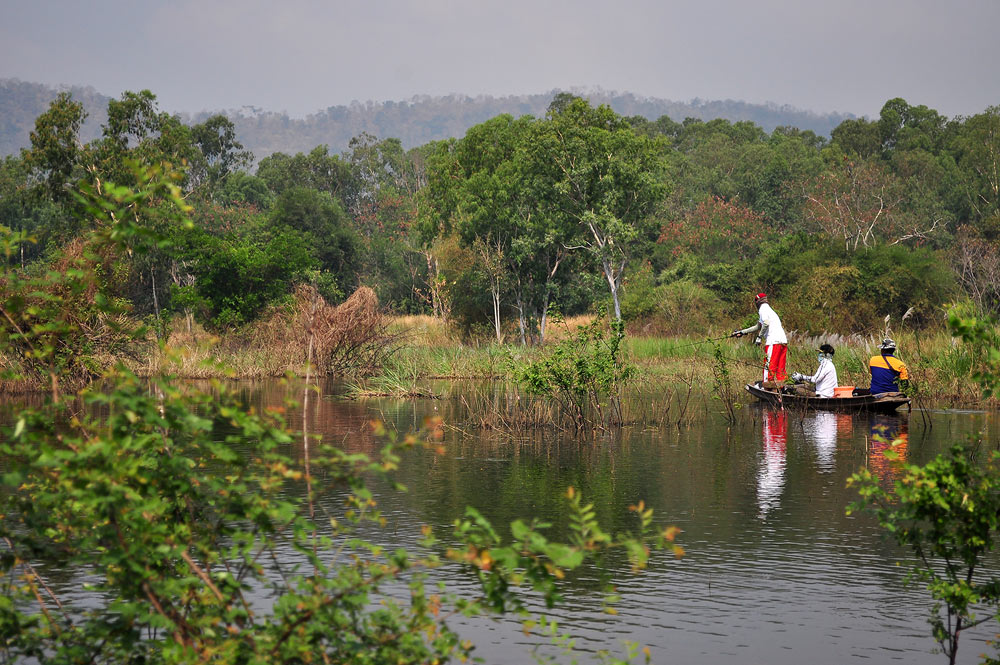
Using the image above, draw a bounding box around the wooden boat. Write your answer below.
[745,382,911,414]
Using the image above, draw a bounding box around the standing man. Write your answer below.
[869,338,910,395]
[732,293,788,385]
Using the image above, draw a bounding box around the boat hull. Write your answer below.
[745,383,910,414]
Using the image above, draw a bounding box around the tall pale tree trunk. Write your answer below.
[514,281,528,346]
[601,256,625,321]
[150,268,159,319]
[475,236,505,344]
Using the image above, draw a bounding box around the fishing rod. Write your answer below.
[672,333,740,350]
[680,342,775,370]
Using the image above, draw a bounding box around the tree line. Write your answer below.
[1,88,998,344]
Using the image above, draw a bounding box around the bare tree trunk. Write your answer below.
[601,256,624,321]
[538,249,564,344]
[539,293,550,344]
[424,251,446,320]
[150,268,160,319]
[493,292,502,343]
[169,259,196,333]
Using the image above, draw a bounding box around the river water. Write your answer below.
[226,379,999,665]
[8,379,999,664]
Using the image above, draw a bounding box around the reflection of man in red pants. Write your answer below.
[758,410,788,518]
[732,293,788,384]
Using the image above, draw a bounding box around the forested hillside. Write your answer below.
[1,78,854,159]
[0,79,109,155]
[188,91,854,159]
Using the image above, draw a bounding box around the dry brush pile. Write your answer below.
[237,284,406,378]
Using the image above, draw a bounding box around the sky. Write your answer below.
[2,0,998,120]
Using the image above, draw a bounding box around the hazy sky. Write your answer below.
[2,0,998,119]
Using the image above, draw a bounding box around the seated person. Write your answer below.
[791,343,839,398]
[869,338,910,395]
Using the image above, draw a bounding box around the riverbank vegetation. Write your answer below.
[1,89,999,406]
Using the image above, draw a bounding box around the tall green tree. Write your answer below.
[20,91,87,208]
[256,146,353,203]
[422,115,579,343]
[268,187,359,299]
[189,114,253,194]
[538,98,668,320]
[830,117,882,160]
[344,132,417,216]
[954,106,1000,233]
[92,90,199,189]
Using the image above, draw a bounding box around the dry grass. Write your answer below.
[544,314,597,341]
[388,315,457,347]
[387,314,598,347]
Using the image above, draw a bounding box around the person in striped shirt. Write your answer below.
[869,338,910,395]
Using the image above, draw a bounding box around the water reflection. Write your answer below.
[868,414,910,486]
[758,410,787,518]
[800,411,842,472]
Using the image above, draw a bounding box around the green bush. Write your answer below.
[620,262,659,322]
[268,187,359,295]
[852,244,956,325]
[516,318,634,429]
[190,226,318,328]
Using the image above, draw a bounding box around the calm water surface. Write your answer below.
[230,379,1000,665]
[14,379,1000,664]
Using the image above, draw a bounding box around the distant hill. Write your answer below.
[1,79,855,161]
[0,79,109,157]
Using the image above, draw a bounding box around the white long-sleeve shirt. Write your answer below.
[804,358,838,398]
[737,303,788,346]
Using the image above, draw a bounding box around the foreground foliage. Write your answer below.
[850,444,1000,665]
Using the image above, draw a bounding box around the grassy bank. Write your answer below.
[2,311,990,409]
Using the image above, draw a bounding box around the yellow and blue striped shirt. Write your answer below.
[869,354,909,394]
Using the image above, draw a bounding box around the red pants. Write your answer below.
[764,344,787,382]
